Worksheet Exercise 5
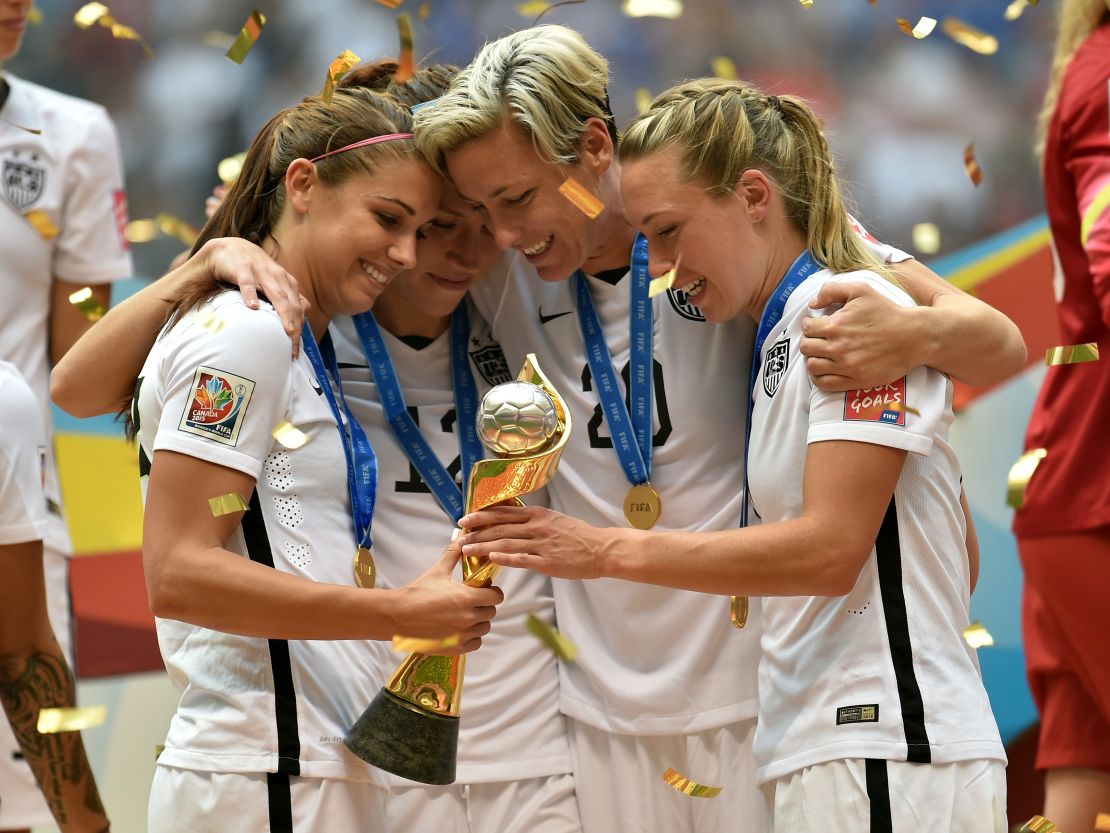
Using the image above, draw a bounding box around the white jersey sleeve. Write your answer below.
[805,272,947,456]
[0,362,49,545]
[149,294,293,480]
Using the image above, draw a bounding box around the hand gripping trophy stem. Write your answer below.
[344,354,572,784]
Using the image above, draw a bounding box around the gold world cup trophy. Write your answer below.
[344,354,571,784]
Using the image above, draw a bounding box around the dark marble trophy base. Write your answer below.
[343,688,459,785]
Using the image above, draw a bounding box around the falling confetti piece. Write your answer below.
[156,213,200,248]
[662,767,723,798]
[635,87,653,115]
[125,219,159,243]
[27,5,42,24]
[621,0,684,19]
[226,10,265,65]
[896,16,937,39]
[395,13,414,82]
[1019,816,1058,833]
[37,705,107,733]
[962,621,995,649]
[323,49,362,105]
[392,634,460,653]
[711,56,737,81]
[24,209,57,239]
[1004,0,1030,21]
[217,151,248,186]
[154,744,164,761]
[73,2,152,58]
[559,177,604,219]
[912,222,941,254]
[648,255,681,298]
[68,287,107,321]
[418,2,430,19]
[202,31,236,50]
[1095,812,1110,831]
[272,421,310,449]
[964,143,984,187]
[0,118,41,135]
[376,0,403,7]
[1007,448,1047,509]
[517,0,553,14]
[192,310,226,336]
[1080,182,1110,246]
[1045,343,1099,366]
[209,493,250,517]
[941,18,998,55]
[887,401,922,417]
[799,0,813,7]
[525,613,578,662]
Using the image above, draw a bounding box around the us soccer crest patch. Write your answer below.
[763,338,790,397]
[843,378,907,426]
[178,366,255,446]
[469,341,512,386]
[666,286,706,322]
[2,152,45,210]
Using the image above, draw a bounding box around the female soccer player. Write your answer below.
[125,83,501,832]
[457,78,1007,832]
[1015,1,1110,829]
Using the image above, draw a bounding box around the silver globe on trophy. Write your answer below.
[344,354,572,785]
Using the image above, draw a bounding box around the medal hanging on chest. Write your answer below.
[301,323,380,587]
[575,233,661,529]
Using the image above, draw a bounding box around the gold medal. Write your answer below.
[730,595,749,629]
[624,483,661,530]
[354,547,376,589]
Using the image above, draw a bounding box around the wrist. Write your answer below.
[598,526,636,580]
[908,304,943,370]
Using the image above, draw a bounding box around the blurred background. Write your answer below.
[6,1,1063,831]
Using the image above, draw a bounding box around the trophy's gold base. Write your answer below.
[344,688,459,785]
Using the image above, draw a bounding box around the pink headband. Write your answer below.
[309,132,414,163]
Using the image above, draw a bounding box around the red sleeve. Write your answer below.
[1064,74,1110,327]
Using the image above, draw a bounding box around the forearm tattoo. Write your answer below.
[0,650,107,828]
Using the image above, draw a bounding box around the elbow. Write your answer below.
[144,551,190,621]
[50,365,108,418]
[999,324,1028,379]
[816,544,870,596]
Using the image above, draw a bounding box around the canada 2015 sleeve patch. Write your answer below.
[178,366,256,446]
[843,377,906,426]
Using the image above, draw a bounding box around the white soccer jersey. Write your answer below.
[0,360,49,546]
[136,291,391,785]
[746,269,1005,784]
[0,72,131,552]
[331,300,573,784]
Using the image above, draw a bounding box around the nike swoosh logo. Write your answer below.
[539,308,573,325]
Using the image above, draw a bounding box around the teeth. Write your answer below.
[680,277,706,297]
[362,261,389,284]
[523,236,552,256]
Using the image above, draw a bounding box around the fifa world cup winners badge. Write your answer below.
[344,354,571,785]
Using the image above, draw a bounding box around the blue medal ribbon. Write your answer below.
[301,322,379,549]
[352,305,481,523]
[573,233,654,488]
[741,249,821,527]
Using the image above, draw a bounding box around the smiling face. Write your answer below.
[444,117,617,282]
[286,155,442,325]
[0,0,31,62]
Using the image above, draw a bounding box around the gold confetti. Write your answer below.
[621,0,684,19]
[376,0,404,7]
[418,2,430,20]
[68,287,107,321]
[154,744,164,761]
[635,87,653,115]
[0,117,41,134]
[964,143,984,187]
[662,767,723,798]
[156,213,200,248]
[217,151,248,186]
[1081,181,1110,246]
[1019,816,1058,833]
[226,10,265,65]
[192,310,226,336]
[125,218,158,243]
[1095,812,1110,831]
[558,177,604,219]
[711,56,737,81]
[941,18,998,55]
[896,16,937,39]
[73,2,152,59]
[392,634,461,653]
[887,401,921,417]
[1004,0,1030,21]
[962,621,995,649]
[1045,343,1099,366]
[799,0,814,6]
[24,209,58,239]
[272,421,310,449]
[209,493,250,517]
[37,705,107,733]
[27,4,42,24]
[322,49,361,105]
[396,13,414,82]
[1007,448,1047,509]
[525,613,578,662]
[202,31,236,50]
[516,0,552,14]
[912,222,941,254]
[648,255,681,298]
